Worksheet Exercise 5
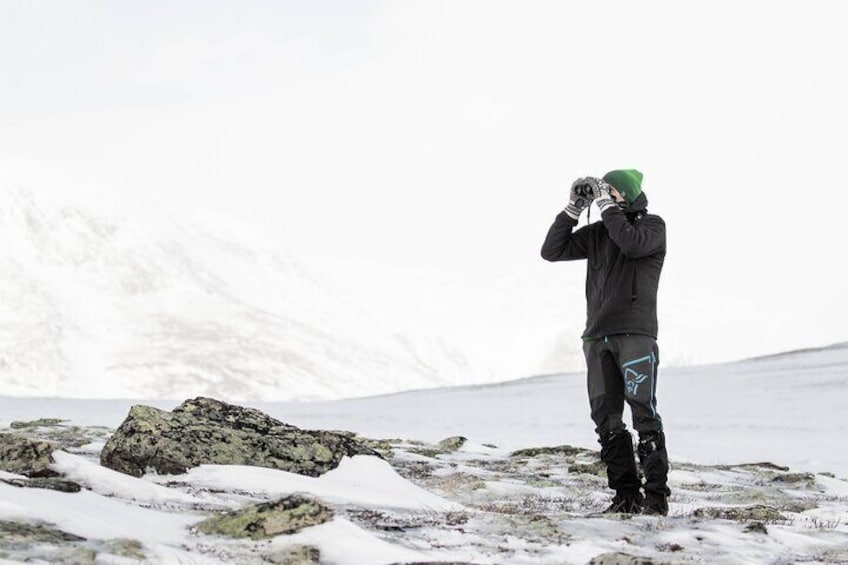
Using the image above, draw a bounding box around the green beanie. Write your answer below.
[602,169,643,204]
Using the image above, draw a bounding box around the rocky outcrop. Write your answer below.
[196,495,333,540]
[99,397,379,477]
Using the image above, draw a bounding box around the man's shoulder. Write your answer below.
[640,212,665,225]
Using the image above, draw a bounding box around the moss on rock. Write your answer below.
[102,538,145,559]
[197,495,333,540]
[510,445,591,458]
[263,544,321,564]
[1,477,82,493]
[0,520,85,547]
[437,436,467,453]
[10,418,67,429]
[693,504,786,522]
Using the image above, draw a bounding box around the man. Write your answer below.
[540,169,670,516]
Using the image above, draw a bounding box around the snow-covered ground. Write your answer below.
[3,341,847,475]
[1,342,846,563]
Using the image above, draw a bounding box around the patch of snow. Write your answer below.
[160,455,462,512]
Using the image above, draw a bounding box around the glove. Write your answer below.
[585,177,615,213]
[564,177,594,220]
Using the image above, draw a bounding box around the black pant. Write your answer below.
[583,334,669,496]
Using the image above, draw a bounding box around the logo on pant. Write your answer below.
[623,368,648,395]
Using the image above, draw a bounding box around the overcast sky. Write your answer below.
[1,1,846,362]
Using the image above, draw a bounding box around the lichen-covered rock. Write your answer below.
[510,445,592,458]
[0,434,60,478]
[100,397,379,477]
[587,552,661,565]
[10,418,67,429]
[693,505,786,522]
[744,521,769,534]
[772,472,815,485]
[1,477,82,493]
[569,461,606,476]
[196,495,333,540]
[102,538,145,559]
[0,520,85,546]
[4,419,111,450]
[437,436,467,452]
[263,544,321,564]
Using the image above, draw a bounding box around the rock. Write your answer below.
[569,461,606,476]
[1,477,82,493]
[510,445,591,458]
[4,419,111,450]
[100,397,379,477]
[587,552,660,565]
[0,520,85,546]
[772,472,815,484]
[9,418,67,429]
[717,462,790,472]
[744,521,769,534]
[437,436,467,452]
[102,538,145,559]
[358,437,401,458]
[263,544,321,564]
[196,495,333,540]
[0,434,60,478]
[692,505,786,522]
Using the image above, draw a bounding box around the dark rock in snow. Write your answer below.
[0,520,86,546]
[510,445,592,458]
[437,436,467,452]
[262,544,321,564]
[100,397,379,477]
[196,494,333,539]
[587,552,662,565]
[1,477,82,493]
[772,472,815,485]
[692,504,786,522]
[0,434,60,478]
[10,418,67,429]
[744,521,769,534]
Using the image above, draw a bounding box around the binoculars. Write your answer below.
[574,182,595,198]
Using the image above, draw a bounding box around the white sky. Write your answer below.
[1,1,847,362]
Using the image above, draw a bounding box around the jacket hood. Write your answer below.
[620,191,648,214]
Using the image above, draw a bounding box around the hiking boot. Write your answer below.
[641,492,669,516]
[603,489,643,514]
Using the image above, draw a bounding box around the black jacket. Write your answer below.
[540,193,666,339]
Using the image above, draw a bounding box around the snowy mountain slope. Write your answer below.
[315,258,590,384]
[1,174,842,403]
[0,182,472,401]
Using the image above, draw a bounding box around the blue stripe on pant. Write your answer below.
[583,334,663,438]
